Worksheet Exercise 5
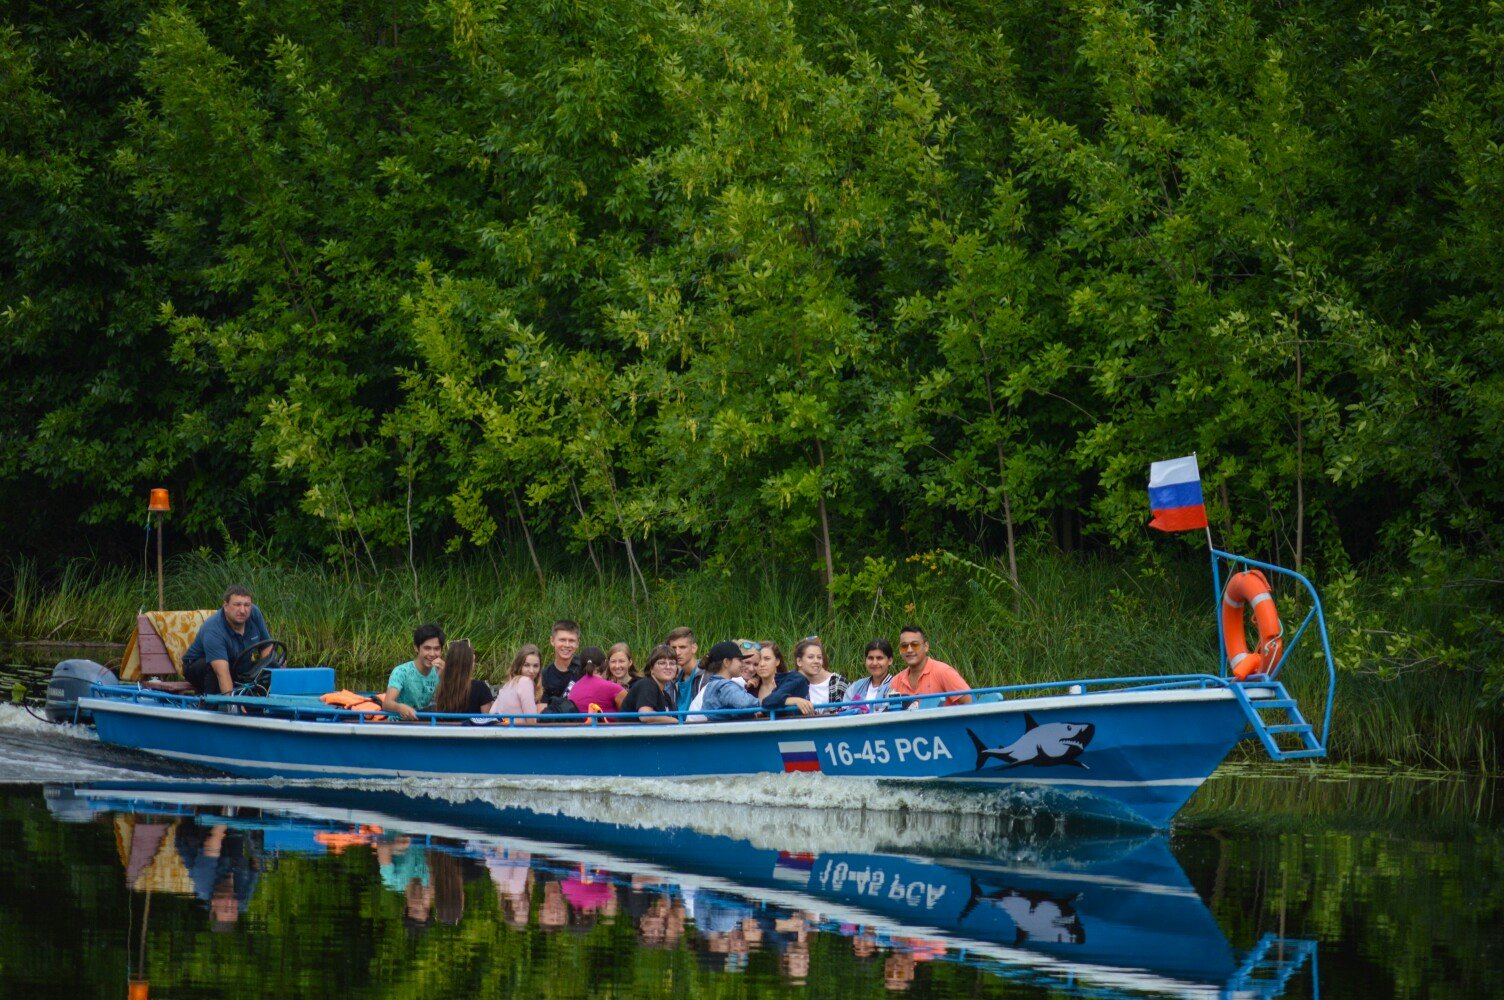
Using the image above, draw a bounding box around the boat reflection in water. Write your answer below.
[46,780,1315,997]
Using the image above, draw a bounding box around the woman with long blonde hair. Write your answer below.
[488,644,543,723]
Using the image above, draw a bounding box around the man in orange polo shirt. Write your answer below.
[888,625,972,707]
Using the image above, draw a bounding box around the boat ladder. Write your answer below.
[1225,933,1318,998]
[1230,682,1327,761]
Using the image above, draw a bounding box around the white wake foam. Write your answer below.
[273,772,1076,858]
[0,702,96,740]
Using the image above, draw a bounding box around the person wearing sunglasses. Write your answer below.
[888,625,972,708]
[735,640,761,686]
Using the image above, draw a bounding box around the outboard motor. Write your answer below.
[44,659,119,724]
[43,785,103,823]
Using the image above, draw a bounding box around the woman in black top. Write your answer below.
[432,640,493,715]
[618,644,681,724]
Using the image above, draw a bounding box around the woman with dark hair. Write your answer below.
[618,644,681,724]
[845,639,895,713]
[754,641,786,681]
[568,645,628,716]
[748,641,812,716]
[432,640,493,715]
[430,850,467,927]
[688,641,763,721]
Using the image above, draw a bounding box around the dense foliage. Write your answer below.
[3,1,1502,692]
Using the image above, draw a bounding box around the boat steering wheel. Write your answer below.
[231,640,289,676]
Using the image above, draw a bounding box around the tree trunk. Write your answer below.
[1294,335,1305,573]
[511,489,546,593]
[570,480,605,586]
[338,475,378,575]
[605,467,650,605]
[815,440,835,615]
[405,466,420,611]
[972,319,1021,601]
[994,441,1020,608]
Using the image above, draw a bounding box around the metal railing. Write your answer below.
[92,671,1244,728]
[1210,548,1337,752]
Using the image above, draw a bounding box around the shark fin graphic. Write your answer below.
[967,728,989,770]
[1023,711,1039,731]
[958,876,982,922]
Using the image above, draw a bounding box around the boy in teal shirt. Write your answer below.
[381,623,446,721]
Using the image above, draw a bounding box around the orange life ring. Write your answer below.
[1221,570,1283,680]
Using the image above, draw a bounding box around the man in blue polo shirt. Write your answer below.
[182,585,275,695]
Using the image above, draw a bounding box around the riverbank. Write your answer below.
[1,552,1496,771]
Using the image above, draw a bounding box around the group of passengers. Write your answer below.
[175,586,973,722]
[379,621,973,723]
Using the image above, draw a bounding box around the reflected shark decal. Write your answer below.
[959,879,1086,944]
[967,713,1095,770]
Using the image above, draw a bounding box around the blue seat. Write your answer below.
[266,667,336,696]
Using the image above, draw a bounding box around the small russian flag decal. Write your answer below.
[778,740,821,773]
[773,851,816,882]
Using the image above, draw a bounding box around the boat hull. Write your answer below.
[81,684,1263,828]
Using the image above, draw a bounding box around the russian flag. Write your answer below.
[777,740,821,773]
[1147,455,1209,532]
[773,851,816,883]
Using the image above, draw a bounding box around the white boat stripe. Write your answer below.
[114,747,1208,789]
[951,775,1206,789]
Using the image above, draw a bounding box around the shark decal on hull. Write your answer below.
[967,712,1095,770]
[959,879,1086,945]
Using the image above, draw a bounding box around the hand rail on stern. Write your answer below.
[1209,548,1337,760]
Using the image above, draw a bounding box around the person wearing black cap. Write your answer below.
[687,641,768,722]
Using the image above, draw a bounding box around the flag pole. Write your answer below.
[1196,453,1229,677]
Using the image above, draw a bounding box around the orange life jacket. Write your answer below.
[320,689,386,721]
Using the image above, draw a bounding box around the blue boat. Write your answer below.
[78,549,1337,830]
[49,780,1317,997]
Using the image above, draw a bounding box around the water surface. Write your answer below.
[0,700,1498,998]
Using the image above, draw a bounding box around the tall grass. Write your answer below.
[0,560,146,643]
[0,549,1495,771]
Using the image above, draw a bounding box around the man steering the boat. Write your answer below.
[181,585,277,695]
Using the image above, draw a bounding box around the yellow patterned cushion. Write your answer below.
[118,610,214,680]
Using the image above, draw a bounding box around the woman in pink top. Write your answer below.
[567,646,627,717]
[489,644,543,723]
